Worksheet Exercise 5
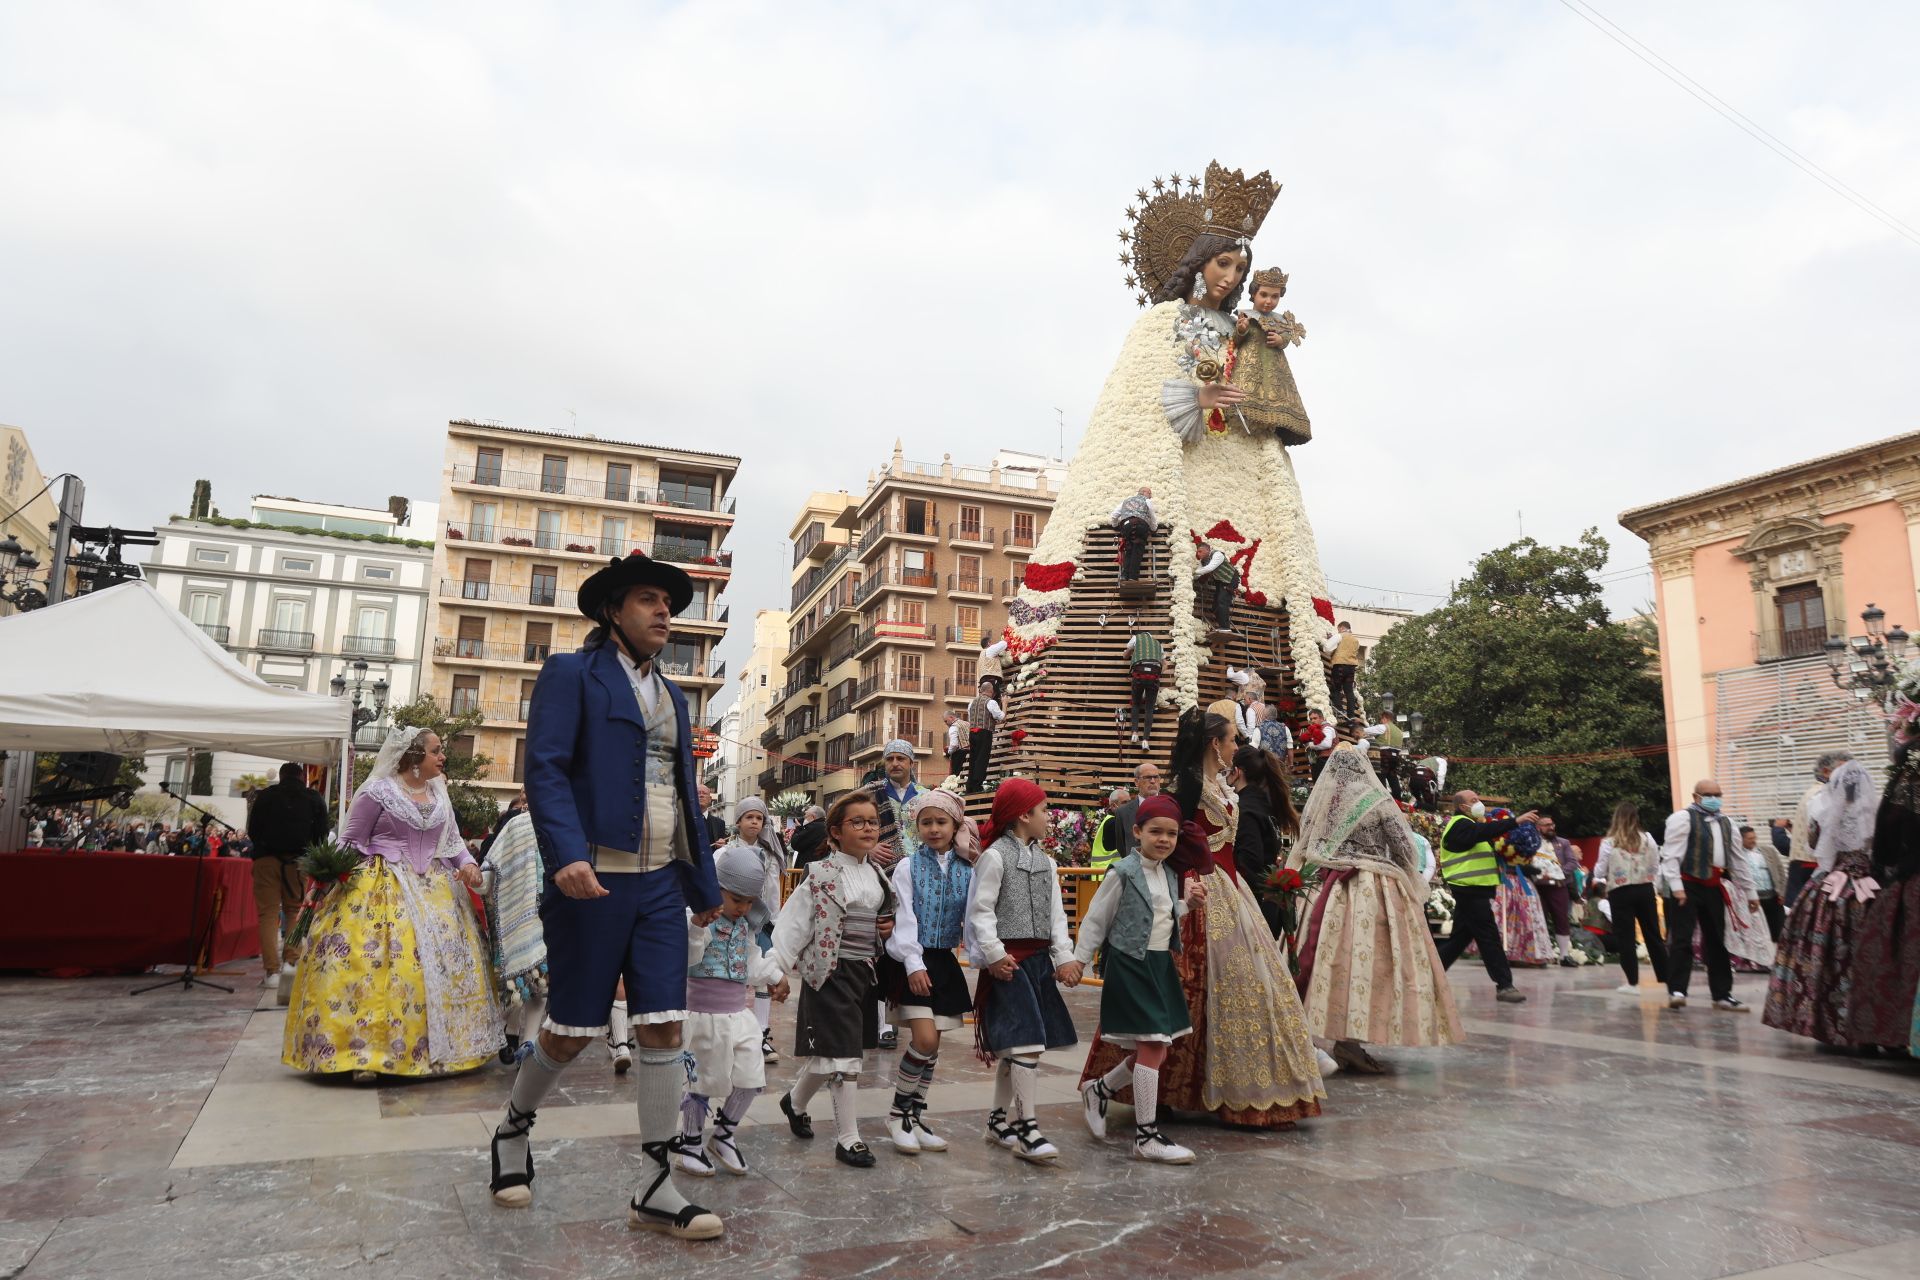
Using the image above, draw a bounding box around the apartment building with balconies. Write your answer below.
[426,420,739,792]
[140,492,436,825]
[769,446,1062,806]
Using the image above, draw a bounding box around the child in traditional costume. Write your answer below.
[966,778,1083,1163]
[723,797,785,1064]
[1075,794,1205,1164]
[478,812,549,1064]
[675,845,790,1178]
[878,788,980,1154]
[768,791,896,1168]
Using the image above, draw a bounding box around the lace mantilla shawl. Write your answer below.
[1290,748,1423,898]
[358,775,466,864]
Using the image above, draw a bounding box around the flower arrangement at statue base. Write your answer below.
[1258,864,1316,978]
[1041,806,1099,867]
[284,837,365,949]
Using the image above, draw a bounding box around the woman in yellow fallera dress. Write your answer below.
[282,726,503,1082]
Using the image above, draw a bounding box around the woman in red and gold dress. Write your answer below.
[1080,710,1324,1129]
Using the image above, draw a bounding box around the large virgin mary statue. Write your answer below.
[1007,163,1333,714]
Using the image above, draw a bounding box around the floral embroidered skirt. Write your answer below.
[282,859,502,1076]
[1492,867,1555,966]
[1763,849,1872,1045]
[1298,868,1463,1048]
[1845,871,1920,1049]
[1081,867,1323,1128]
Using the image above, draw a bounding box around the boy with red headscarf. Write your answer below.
[965,778,1083,1162]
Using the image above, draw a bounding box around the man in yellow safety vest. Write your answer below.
[1090,787,1130,873]
[1433,789,1538,1005]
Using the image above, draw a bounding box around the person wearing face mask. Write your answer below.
[1433,790,1538,1004]
[1658,780,1757,1013]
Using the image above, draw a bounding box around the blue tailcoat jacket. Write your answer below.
[524,644,722,913]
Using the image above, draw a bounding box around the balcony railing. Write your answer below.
[858,514,941,558]
[827,694,854,721]
[854,673,933,704]
[433,637,554,665]
[856,621,936,655]
[758,768,778,794]
[195,622,231,645]
[452,462,737,515]
[439,578,578,611]
[444,521,735,570]
[257,629,314,652]
[949,523,995,546]
[946,574,994,596]
[945,624,985,646]
[1755,625,1844,664]
[342,634,397,657]
[1004,527,1037,550]
[449,691,482,716]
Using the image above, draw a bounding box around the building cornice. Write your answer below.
[1619,429,1920,549]
[448,419,741,471]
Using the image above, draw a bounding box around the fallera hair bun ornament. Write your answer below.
[1119,162,1281,306]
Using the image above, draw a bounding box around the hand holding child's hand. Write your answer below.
[988,956,1018,982]
[1055,961,1084,988]
[769,977,791,1002]
[1185,879,1207,907]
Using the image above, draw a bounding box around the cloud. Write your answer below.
[3,0,1917,682]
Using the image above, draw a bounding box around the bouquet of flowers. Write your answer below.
[1258,865,1314,977]
[1041,807,1096,866]
[284,837,365,948]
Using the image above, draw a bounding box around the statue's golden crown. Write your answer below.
[1119,162,1281,307]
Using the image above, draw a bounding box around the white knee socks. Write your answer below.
[790,1062,829,1112]
[1007,1053,1040,1121]
[754,992,772,1034]
[607,1000,631,1050]
[1555,935,1573,960]
[1099,1058,1133,1095]
[495,1039,567,1171]
[1132,1062,1161,1129]
[636,1047,691,1215]
[829,1073,862,1146]
[992,1058,1013,1114]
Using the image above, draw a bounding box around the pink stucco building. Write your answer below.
[1619,431,1918,821]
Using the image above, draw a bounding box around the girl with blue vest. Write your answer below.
[674,845,790,1178]
[1075,794,1207,1164]
[878,788,981,1155]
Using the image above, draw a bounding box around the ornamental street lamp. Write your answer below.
[0,534,48,612]
[1824,602,1910,702]
[330,659,391,743]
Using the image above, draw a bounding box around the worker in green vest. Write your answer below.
[1365,709,1406,801]
[1124,629,1164,748]
[1090,787,1130,872]
[1432,789,1538,1005]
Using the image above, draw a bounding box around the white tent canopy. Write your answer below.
[0,582,351,762]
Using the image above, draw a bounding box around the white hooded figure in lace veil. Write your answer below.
[283,724,503,1079]
[1764,759,1882,1044]
[1290,745,1463,1066]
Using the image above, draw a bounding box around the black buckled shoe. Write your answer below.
[780,1091,813,1139]
[834,1139,877,1168]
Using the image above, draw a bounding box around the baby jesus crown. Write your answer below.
[1120,161,1282,306]
[1249,266,1289,295]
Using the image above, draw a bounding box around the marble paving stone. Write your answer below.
[1807,1238,1920,1279]
[0,1219,57,1280]
[7,962,1920,1278]
[1678,1175,1920,1249]
[1493,1198,1866,1280]
[1209,1230,1632,1280]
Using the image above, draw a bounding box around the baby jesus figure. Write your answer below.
[1231,266,1312,446]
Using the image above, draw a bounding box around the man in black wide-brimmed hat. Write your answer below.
[487,551,727,1242]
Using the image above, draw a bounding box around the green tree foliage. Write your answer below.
[1365,530,1668,834]
[351,695,500,837]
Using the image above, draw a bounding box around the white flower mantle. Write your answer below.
[1012,301,1334,714]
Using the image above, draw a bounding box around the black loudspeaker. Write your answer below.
[53,752,122,788]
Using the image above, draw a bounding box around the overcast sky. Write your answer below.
[5,1,1918,698]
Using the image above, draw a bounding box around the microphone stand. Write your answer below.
[131,767,237,996]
